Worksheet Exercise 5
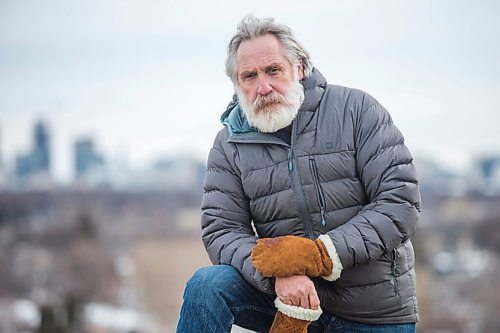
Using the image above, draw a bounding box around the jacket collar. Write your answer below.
[299,67,327,112]
[221,68,327,140]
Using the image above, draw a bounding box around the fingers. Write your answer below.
[282,296,308,308]
[282,297,296,306]
[309,289,320,310]
[281,294,313,309]
[275,275,320,310]
[299,294,311,309]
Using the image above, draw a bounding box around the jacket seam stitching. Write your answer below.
[313,176,360,187]
[250,187,292,202]
[253,216,297,224]
[325,204,363,214]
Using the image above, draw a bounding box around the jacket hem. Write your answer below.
[330,311,418,325]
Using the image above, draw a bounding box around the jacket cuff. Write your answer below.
[317,234,343,281]
[274,298,322,321]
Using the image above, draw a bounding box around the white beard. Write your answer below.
[236,74,304,133]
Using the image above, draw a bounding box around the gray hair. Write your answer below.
[225,15,313,84]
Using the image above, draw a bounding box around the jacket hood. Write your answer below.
[220,68,327,137]
[220,100,254,136]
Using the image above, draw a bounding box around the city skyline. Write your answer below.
[1,0,499,182]
[0,119,207,191]
[1,117,500,197]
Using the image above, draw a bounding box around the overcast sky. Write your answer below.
[1,0,499,182]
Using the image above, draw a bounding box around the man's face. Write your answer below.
[235,34,305,133]
[236,34,303,102]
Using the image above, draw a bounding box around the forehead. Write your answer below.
[236,34,290,72]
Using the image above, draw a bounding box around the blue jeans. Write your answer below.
[176,265,416,333]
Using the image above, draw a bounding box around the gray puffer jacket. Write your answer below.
[201,68,421,324]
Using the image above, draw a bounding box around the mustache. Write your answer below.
[253,92,286,111]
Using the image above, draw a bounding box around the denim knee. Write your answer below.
[178,265,240,333]
[184,265,240,300]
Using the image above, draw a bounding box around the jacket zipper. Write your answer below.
[391,248,400,296]
[229,119,314,238]
[288,122,314,238]
[309,156,327,226]
[288,148,294,172]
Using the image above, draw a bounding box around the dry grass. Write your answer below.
[131,236,211,332]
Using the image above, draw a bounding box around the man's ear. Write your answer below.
[297,60,304,80]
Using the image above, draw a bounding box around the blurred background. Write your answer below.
[1,0,499,332]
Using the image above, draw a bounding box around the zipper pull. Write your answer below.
[288,148,293,172]
[320,208,326,226]
[391,249,398,276]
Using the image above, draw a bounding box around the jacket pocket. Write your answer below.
[309,156,327,226]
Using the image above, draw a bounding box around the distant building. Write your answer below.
[74,138,105,179]
[414,156,468,197]
[14,120,52,188]
[478,156,500,181]
[150,156,205,191]
[475,155,500,195]
[103,155,205,192]
[72,137,108,188]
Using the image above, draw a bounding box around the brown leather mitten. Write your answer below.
[251,235,333,278]
[270,311,310,333]
[269,298,322,333]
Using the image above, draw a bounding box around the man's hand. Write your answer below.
[275,275,320,310]
[252,235,333,278]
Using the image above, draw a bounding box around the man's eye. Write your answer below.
[268,67,280,74]
[243,73,256,81]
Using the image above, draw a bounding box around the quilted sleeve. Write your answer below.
[201,129,274,293]
[328,96,421,269]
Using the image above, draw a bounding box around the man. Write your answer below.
[177,15,421,333]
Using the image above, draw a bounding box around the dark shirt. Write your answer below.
[271,125,292,145]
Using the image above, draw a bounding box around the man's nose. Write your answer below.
[257,77,273,96]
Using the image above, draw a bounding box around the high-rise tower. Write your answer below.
[15,120,51,180]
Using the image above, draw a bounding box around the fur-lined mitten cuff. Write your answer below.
[269,298,322,333]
